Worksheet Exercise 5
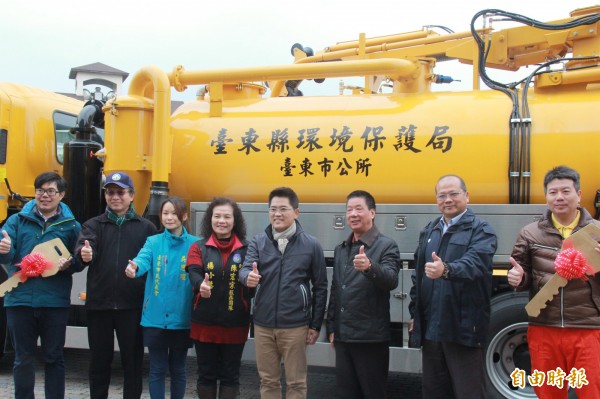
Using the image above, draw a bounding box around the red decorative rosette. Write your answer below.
[16,253,53,283]
[554,246,594,280]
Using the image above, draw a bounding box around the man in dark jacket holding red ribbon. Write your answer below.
[509,165,600,399]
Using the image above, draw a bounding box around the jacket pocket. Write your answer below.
[530,243,560,251]
[142,297,150,314]
[300,284,308,312]
[252,283,261,315]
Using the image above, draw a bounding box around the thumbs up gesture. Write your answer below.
[507,257,525,287]
[125,260,137,278]
[200,273,212,298]
[246,262,261,288]
[81,240,93,263]
[424,252,444,279]
[0,230,11,254]
[353,245,371,271]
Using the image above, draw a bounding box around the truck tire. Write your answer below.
[485,291,535,399]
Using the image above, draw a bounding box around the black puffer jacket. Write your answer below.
[75,211,157,310]
[239,221,328,330]
[326,225,401,343]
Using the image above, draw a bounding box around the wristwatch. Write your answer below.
[442,262,450,279]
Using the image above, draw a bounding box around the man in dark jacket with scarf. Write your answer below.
[0,171,81,399]
[239,187,327,399]
[409,175,497,399]
[508,165,600,399]
[326,190,400,399]
[75,172,157,399]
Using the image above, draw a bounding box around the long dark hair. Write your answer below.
[200,197,247,240]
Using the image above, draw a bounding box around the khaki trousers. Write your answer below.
[254,324,308,399]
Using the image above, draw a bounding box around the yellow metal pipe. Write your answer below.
[298,30,482,65]
[559,67,600,85]
[127,65,172,183]
[536,67,600,88]
[326,30,429,52]
[167,58,417,86]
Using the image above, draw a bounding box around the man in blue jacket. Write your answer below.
[0,171,82,399]
[409,175,497,399]
[239,187,327,399]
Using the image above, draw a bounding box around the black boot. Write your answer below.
[197,384,217,399]
[218,385,239,399]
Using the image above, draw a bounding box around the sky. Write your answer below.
[1,0,597,101]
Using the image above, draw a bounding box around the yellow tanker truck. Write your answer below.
[6,5,600,399]
[0,83,83,222]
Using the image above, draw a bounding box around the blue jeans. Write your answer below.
[148,347,189,399]
[6,306,69,399]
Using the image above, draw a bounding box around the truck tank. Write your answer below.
[77,7,600,399]
[166,86,600,210]
[100,6,600,219]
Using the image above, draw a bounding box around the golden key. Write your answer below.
[525,224,600,317]
[0,238,69,297]
[525,274,568,317]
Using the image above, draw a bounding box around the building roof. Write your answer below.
[69,62,129,79]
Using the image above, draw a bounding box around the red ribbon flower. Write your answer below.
[17,253,53,282]
[554,243,594,280]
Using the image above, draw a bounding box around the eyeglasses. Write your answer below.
[269,206,293,213]
[436,191,464,201]
[35,188,60,197]
[105,189,129,197]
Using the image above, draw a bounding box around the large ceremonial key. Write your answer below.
[0,238,70,297]
[525,224,600,317]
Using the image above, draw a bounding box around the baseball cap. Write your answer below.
[104,172,134,190]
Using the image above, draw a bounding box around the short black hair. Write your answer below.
[34,172,66,192]
[543,165,580,192]
[200,197,247,240]
[268,187,299,209]
[346,190,376,210]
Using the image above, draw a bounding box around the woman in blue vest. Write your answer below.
[186,197,250,399]
[125,197,198,399]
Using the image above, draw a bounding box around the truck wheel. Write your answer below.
[485,292,536,399]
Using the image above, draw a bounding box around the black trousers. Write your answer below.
[194,341,246,387]
[421,339,486,399]
[87,309,144,399]
[335,341,389,399]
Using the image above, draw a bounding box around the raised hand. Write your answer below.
[507,257,524,287]
[425,252,444,279]
[246,262,261,288]
[0,230,11,254]
[353,245,371,271]
[81,240,93,263]
[200,273,212,298]
[125,260,137,278]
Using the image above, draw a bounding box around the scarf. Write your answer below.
[272,222,296,255]
[107,205,135,226]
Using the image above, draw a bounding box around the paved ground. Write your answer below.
[0,348,422,398]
